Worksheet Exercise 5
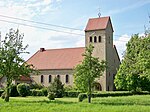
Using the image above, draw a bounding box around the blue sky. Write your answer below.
[0,0,150,60]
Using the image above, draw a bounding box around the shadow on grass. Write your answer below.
[12,99,77,105]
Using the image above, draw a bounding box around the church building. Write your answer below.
[0,16,120,91]
[26,16,120,91]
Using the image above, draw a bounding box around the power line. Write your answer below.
[0,19,84,36]
[0,14,83,31]
[0,18,130,42]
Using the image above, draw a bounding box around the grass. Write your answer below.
[0,95,150,112]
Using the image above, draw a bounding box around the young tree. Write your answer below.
[0,28,37,102]
[48,77,64,98]
[115,34,150,92]
[74,44,106,103]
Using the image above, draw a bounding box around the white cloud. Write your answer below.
[0,0,66,60]
[114,34,130,60]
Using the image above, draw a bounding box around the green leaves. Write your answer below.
[74,44,106,92]
[115,34,150,92]
[0,28,38,102]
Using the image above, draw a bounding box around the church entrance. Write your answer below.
[93,82,102,91]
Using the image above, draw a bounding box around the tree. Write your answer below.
[115,34,150,92]
[48,77,64,98]
[0,28,37,102]
[74,44,106,103]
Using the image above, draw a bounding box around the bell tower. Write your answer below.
[85,16,115,91]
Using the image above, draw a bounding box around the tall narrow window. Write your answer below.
[99,36,101,42]
[89,36,92,42]
[49,75,52,83]
[94,36,97,43]
[109,36,111,44]
[66,74,69,83]
[108,86,109,91]
[57,75,60,80]
[41,75,44,83]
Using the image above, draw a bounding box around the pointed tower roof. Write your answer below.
[85,16,113,32]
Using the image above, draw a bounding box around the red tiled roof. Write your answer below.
[85,16,111,31]
[26,47,85,70]
[20,76,32,81]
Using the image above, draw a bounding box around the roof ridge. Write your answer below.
[45,47,85,51]
[89,16,110,20]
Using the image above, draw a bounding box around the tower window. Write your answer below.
[99,36,101,42]
[94,36,97,43]
[89,36,92,42]
[41,75,44,83]
[49,75,52,83]
[109,36,111,44]
[66,74,69,83]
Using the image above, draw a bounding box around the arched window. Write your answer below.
[99,36,101,42]
[89,36,92,42]
[41,75,44,83]
[49,75,52,83]
[66,74,69,83]
[57,75,60,80]
[94,36,97,43]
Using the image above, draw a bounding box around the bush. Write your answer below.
[47,92,55,100]
[30,89,43,96]
[64,85,78,92]
[30,83,44,89]
[48,77,64,98]
[17,83,30,97]
[41,88,48,96]
[10,84,19,97]
[0,89,4,96]
[64,91,80,97]
[78,93,87,102]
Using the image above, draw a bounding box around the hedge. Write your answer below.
[64,91,80,97]
[30,89,44,96]
[92,91,150,97]
[77,91,150,99]
[78,93,87,102]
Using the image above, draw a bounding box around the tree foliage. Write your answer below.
[0,28,37,102]
[115,34,150,92]
[74,44,106,103]
[48,77,64,98]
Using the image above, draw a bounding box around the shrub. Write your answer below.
[0,89,4,96]
[10,84,19,97]
[41,88,48,96]
[47,92,55,100]
[48,77,64,98]
[78,93,87,102]
[30,83,44,89]
[17,83,30,97]
[30,89,43,96]
[64,85,78,92]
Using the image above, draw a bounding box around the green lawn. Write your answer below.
[0,95,150,112]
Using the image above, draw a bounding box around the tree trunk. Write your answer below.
[5,82,10,102]
[88,78,91,103]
